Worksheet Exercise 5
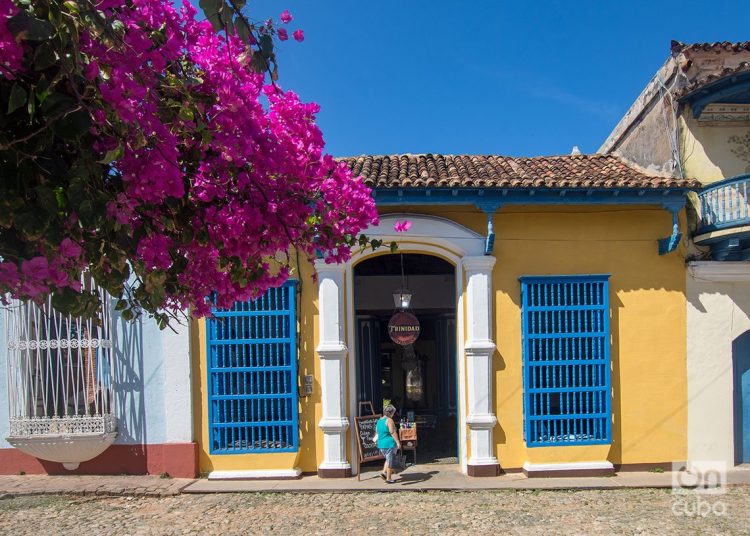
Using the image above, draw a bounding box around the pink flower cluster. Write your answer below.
[0,239,85,302]
[0,0,23,77]
[1,1,377,315]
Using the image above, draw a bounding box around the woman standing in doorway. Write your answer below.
[377,405,402,483]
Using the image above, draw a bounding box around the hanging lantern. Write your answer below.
[392,288,412,309]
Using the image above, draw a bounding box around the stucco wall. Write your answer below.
[686,263,750,467]
[195,204,688,473]
[680,112,750,182]
[609,99,677,175]
[0,308,192,450]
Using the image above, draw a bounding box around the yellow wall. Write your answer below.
[192,251,323,474]
[680,112,750,182]
[193,204,688,473]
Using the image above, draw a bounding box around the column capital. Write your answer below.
[462,255,496,272]
[467,413,497,429]
[316,342,348,359]
[314,259,346,275]
[464,340,496,356]
[318,417,350,433]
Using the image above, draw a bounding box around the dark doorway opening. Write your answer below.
[734,330,750,464]
[354,254,457,466]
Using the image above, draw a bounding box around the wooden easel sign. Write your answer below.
[358,401,376,417]
[354,412,383,481]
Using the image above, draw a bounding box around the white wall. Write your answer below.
[687,262,750,467]
[0,306,192,449]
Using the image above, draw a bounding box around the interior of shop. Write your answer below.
[354,253,458,465]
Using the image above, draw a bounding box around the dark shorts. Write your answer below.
[379,446,397,466]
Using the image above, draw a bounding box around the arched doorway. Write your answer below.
[353,253,458,466]
[314,213,500,478]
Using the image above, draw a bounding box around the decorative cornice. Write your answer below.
[466,413,498,429]
[464,340,497,357]
[318,417,350,432]
[313,259,346,274]
[316,342,348,359]
[688,261,750,282]
[462,256,497,272]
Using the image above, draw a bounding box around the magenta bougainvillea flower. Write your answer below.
[0,1,378,318]
[393,220,412,233]
[280,9,292,24]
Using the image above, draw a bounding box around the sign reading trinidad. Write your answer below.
[388,311,421,346]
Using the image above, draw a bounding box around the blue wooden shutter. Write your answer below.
[207,281,299,453]
[520,275,611,447]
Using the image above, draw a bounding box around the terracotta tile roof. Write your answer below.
[342,154,699,190]
[671,40,750,53]
[674,62,750,100]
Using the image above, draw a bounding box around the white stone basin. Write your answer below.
[6,415,118,470]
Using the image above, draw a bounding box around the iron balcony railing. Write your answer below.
[696,174,750,236]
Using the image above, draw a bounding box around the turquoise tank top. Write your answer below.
[376,417,396,449]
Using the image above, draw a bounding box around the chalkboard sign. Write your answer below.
[355,414,384,463]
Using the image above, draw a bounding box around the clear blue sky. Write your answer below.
[199,1,749,157]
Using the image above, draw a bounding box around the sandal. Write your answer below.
[380,473,387,481]
[386,480,398,484]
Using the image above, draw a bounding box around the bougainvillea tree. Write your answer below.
[0,0,379,326]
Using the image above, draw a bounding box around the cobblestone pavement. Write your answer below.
[1,487,748,535]
[0,475,191,498]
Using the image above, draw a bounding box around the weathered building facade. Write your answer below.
[601,41,750,469]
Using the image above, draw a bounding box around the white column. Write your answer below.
[462,255,499,475]
[315,260,351,477]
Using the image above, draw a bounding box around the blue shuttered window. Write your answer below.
[207,281,299,453]
[520,275,611,447]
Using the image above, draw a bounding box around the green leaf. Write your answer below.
[7,12,55,41]
[35,186,57,215]
[8,83,27,114]
[390,241,398,253]
[178,106,194,121]
[250,53,267,74]
[370,239,383,250]
[235,16,251,44]
[260,34,273,57]
[41,92,76,116]
[199,0,223,15]
[97,145,123,164]
[234,0,247,8]
[207,13,223,32]
[115,299,128,311]
[33,42,58,70]
[53,109,92,140]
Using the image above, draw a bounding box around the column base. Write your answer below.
[522,461,614,478]
[467,463,501,477]
[317,465,352,478]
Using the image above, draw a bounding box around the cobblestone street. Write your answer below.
[1,487,749,535]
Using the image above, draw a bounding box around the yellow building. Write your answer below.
[190,153,699,479]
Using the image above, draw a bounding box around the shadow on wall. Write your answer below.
[112,308,146,445]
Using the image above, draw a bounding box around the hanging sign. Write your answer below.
[388,311,420,345]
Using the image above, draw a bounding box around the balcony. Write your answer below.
[694,174,750,260]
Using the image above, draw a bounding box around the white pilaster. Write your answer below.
[163,317,193,444]
[315,260,351,476]
[462,255,499,472]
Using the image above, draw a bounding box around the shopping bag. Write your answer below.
[393,450,407,472]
